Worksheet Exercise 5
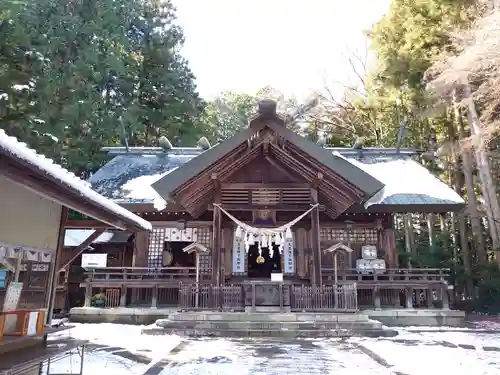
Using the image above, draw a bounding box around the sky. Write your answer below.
[173,0,390,100]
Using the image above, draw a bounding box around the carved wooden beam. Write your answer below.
[270,144,316,180]
[217,143,262,181]
[173,142,248,195]
[271,144,357,203]
[182,147,261,205]
[288,143,365,196]
[264,156,303,182]
[221,182,310,189]
[312,172,323,188]
[178,146,262,216]
[208,203,326,211]
[263,138,270,156]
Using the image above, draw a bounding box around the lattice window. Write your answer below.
[320,228,347,241]
[148,228,166,268]
[320,227,378,244]
[196,227,212,275]
[148,226,213,271]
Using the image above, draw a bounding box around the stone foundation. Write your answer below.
[143,312,398,338]
[69,307,466,328]
[365,309,465,327]
[69,307,178,325]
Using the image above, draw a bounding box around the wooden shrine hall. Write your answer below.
[76,99,465,312]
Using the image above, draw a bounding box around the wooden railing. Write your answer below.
[83,267,211,308]
[321,268,449,284]
[290,284,358,312]
[176,283,358,312]
[80,267,452,310]
[321,268,451,309]
[85,267,211,285]
[178,284,245,311]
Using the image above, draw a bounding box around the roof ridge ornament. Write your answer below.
[249,100,286,129]
[158,136,172,151]
[197,136,211,150]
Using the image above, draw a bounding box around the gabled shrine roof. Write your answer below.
[150,107,387,219]
[88,146,465,213]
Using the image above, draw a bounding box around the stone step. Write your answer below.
[141,327,398,338]
[168,312,370,322]
[156,319,383,331]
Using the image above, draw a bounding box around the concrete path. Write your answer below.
[71,331,500,375]
[137,338,395,375]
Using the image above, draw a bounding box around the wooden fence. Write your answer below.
[178,284,244,311]
[81,267,451,311]
[290,284,358,312]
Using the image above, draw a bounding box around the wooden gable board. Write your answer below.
[152,117,384,202]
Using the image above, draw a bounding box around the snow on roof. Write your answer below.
[333,152,464,207]
[0,129,151,231]
[120,167,178,211]
[64,229,114,247]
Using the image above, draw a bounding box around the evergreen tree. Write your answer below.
[0,0,204,175]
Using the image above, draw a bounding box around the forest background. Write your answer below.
[2,0,500,311]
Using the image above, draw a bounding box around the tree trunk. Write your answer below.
[447,103,474,296]
[427,214,436,253]
[439,214,449,252]
[404,213,415,267]
[463,84,500,255]
[453,92,486,263]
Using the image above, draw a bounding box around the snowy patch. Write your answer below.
[51,323,181,359]
[64,230,114,247]
[0,130,151,231]
[357,338,499,375]
[334,152,464,207]
[121,167,178,211]
[42,351,146,375]
[45,323,500,374]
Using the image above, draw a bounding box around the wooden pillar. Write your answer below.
[131,231,149,305]
[403,213,415,267]
[310,188,321,286]
[133,231,149,267]
[382,228,398,268]
[212,205,222,285]
[212,174,222,285]
[46,206,68,324]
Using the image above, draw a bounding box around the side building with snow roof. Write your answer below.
[0,129,150,374]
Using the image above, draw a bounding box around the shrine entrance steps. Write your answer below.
[141,312,399,338]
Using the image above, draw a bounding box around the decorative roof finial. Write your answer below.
[158,136,172,151]
[258,99,277,119]
[198,136,211,150]
[352,136,364,150]
[317,136,327,147]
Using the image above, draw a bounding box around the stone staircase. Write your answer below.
[141,312,398,338]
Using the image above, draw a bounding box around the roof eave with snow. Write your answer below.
[0,130,151,232]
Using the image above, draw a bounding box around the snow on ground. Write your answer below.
[43,351,145,375]
[45,323,500,375]
[51,322,181,359]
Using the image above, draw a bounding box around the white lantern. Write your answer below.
[356,259,372,274]
[361,245,377,260]
[371,259,386,274]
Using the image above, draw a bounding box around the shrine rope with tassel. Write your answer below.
[213,203,318,258]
